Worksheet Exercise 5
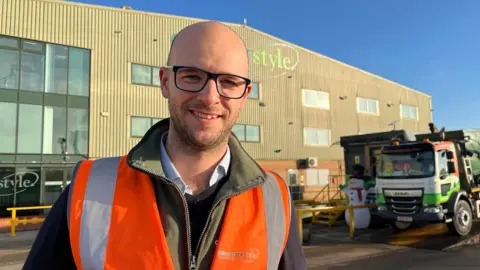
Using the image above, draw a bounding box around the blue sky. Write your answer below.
[72,0,479,130]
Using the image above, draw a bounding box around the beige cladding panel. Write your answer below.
[1,0,432,160]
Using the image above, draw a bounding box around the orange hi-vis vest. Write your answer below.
[67,156,291,270]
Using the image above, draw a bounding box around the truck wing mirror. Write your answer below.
[446,151,454,160]
[447,161,456,174]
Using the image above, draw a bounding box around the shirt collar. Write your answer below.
[159,132,230,195]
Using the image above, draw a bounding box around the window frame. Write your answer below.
[131,63,161,87]
[302,89,330,110]
[130,116,163,138]
[357,97,379,115]
[304,127,331,147]
[232,124,261,143]
[400,104,418,120]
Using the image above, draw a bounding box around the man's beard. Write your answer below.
[169,101,235,152]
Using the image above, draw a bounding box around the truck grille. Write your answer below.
[385,196,423,215]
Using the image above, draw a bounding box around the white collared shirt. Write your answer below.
[159,132,231,195]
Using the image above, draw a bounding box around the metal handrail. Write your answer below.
[6,205,52,236]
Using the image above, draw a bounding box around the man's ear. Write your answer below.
[244,84,252,99]
[160,67,169,99]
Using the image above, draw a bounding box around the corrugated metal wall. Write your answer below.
[0,0,432,160]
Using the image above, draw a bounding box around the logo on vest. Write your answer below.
[217,248,259,263]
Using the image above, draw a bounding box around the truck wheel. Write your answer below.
[391,221,411,231]
[447,200,473,236]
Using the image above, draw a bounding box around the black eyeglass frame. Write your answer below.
[165,65,252,99]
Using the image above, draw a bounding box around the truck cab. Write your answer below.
[341,127,480,236]
[376,139,460,227]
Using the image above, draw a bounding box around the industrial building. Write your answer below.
[0,0,432,215]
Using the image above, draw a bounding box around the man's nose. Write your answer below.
[197,79,221,105]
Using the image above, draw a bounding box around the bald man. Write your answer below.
[24,21,306,270]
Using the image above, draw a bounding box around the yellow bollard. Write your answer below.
[10,209,16,237]
[297,209,303,242]
[348,206,355,239]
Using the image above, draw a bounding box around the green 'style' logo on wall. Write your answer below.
[247,44,299,72]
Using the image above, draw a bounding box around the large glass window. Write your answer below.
[45,44,68,94]
[20,40,45,92]
[67,108,89,155]
[130,116,162,137]
[232,124,261,142]
[0,35,90,97]
[131,64,161,87]
[68,48,90,96]
[0,102,17,153]
[0,48,19,90]
[42,106,67,154]
[17,104,43,153]
[0,35,91,159]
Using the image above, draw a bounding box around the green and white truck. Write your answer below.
[341,127,480,236]
[375,128,480,236]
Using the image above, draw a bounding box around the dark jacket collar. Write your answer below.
[126,118,266,193]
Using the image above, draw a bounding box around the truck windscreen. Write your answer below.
[377,148,435,179]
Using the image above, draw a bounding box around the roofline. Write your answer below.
[243,26,431,98]
[39,0,430,98]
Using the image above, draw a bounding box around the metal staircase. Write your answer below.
[311,188,347,227]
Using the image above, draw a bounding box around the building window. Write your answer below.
[45,44,68,94]
[131,116,163,137]
[357,97,378,115]
[68,48,91,97]
[0,102,17,153]
[42,106,67,154]
[232,124,261,142]
[131,64,161,87]
[67,108,89,155]
[401,104,418,120]
[302,89,330,110]
[17,104,43,153]
[0,35,90,96]
[304,128,330,146]
[0,35,91,159]
[248,82,260,99]
[20,40,45,92]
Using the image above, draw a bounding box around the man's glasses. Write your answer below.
[165,66,251,99]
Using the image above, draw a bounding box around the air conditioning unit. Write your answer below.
[306,157,318,168]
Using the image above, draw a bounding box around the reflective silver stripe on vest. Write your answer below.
[262,172,291,270]
[71,157,122,269]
